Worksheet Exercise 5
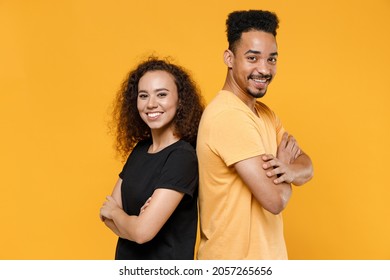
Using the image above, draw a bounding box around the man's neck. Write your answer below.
[222,77,257,114]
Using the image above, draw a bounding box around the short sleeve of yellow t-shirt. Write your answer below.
[209,107,265,167]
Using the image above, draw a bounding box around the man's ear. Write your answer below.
[223,49,234,68]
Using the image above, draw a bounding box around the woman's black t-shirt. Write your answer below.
[115,139,198,260]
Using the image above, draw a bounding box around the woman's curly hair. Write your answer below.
[112,56,204,160]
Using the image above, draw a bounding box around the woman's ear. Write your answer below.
[223,49,234,68]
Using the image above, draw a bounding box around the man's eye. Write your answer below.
[269,57,277,64]
[247,56,257,62]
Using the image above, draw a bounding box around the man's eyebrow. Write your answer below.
[244,50,278,56]
[244,50,261,55]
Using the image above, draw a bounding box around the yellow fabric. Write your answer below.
[196,90,287,259]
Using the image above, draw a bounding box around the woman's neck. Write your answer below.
[148,129,180,153]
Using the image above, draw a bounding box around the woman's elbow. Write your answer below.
[133,235,152,245]
[132,227,157,244]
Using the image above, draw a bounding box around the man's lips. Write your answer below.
[248,74,272,82]
[248,74,272,89]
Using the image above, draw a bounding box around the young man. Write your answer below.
[196,10,313,259]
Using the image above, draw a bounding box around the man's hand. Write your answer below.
[262,154,298,184]
[262,132,302,184]
[277,132,301,164]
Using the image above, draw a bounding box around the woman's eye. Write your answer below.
[138,94,148,99]
[158,92,168,97]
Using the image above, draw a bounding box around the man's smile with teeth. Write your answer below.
[249,75,271,83]
[253,78,267,83]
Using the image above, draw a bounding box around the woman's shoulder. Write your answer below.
[161,140,196,163]
[134,138,152,150]
[168,140,196,155]
[175,139,195,149]
[136,139,196,158]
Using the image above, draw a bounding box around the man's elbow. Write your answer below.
[265,202,285,215]
[305,168,314,184]
[263,198,288,215]
[294,165,314,186]
[262,188,291,215]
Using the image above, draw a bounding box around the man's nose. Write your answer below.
[255,59,271,75]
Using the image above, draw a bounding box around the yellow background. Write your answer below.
[1,0,389,259]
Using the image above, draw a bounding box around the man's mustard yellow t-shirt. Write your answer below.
[196,90,287,260]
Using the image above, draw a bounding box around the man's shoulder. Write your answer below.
[256,101,277,120]
[256,100,272,112]
[204,90,249,117]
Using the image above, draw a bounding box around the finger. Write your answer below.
[294,148,301,159]
[267,166,282,177]
[100,208,106,220]
[105,196,119,208]
[140,206,148,214]
[280,132,289,148]
[265,158,280,168]
[261,154,274,161]
[276,172,294,184]
[289,146,299,162]
[274,174,287,184]
[143,197,152,207]
[274,176,283,184]
[266,170,274,177]
[271,158,279,165]
[140,203,148,212]
[286,135,296,150]
[140,198,152,214]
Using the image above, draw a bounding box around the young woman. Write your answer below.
[100,57,204,260]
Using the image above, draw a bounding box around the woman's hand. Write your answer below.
[140,197,152,215]
[100,196,121,220]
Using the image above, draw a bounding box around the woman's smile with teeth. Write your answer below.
[147,112,162,118]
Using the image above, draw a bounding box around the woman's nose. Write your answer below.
[147,96,157,108]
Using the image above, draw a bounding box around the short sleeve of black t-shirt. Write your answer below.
[154,144,197,196]
[115,139,198,260]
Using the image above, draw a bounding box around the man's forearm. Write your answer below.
[291,153,313,186]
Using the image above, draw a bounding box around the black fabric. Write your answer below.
[115,139,198,260]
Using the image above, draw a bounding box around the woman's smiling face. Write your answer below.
[137,70,179,133]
